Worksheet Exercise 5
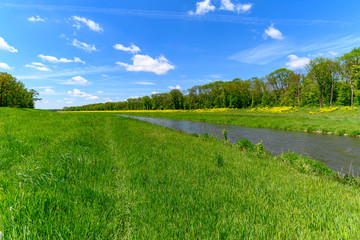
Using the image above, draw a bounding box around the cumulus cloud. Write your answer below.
[68,89,99,100]
[116,54,175,75]
[263,24,284,40]
[235,3,252,13]
[285,55,310,70]
[43,88,56,95]
[38,54,85,64]
[113,43,141,54]
[220,0,252,13]
[169,85,181,90]
[72,16,103,32]
[72,39,97,52]
[63,76,89,86]
[189,0,216,15]
[0,62,13,70]
[28,15,45,22]
[25,62,51,72]
[0,37,18,53]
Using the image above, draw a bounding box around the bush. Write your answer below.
[234,139,255,151]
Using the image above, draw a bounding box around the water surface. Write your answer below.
[121,115,360,175]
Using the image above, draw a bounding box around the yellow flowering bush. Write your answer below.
[341,106,359,111]
[309,106,360,114]
[247,106,297,114]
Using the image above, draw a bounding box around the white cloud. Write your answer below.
[220,0,252,13]
[72,39,97,52]
[25,63,51,72]
[263,24,284,40]
[236,3,252,13]
[43,88,56,95]
[116,54,175,75]
[0,62,13,70]
[28,15,45,22]
[189,0,216,15]
[135,82,155,85]
[113,43,141,54]
[68,89,99,100]
[101,74,109,77]
[151,91,159,94]
[97,91,103,94]
[72,16,103,32]
[38,54,85,64]
[127,96,140,100]
[285,55,310,70]
[63,76,89,86]
[0,37,18,53]
[169,85,181,90]
[220,0,235,11]
[32,62,45,66]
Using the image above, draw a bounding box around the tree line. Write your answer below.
[66,48,360,111]
[0,72,40,108]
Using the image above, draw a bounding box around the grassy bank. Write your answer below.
[101,107,360,137]
[1,108,360,238]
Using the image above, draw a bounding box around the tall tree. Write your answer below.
[169,89,184,109]
[306,58,330,107]
[338,48,360,106]
[267,68,293,105]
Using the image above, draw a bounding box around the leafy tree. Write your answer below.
[169,89,184,109]
[267,68,293,105]
[338,48,360,106]
[306,58,330,107]
[0,72,40,108]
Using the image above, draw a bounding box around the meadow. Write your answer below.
[1,108,360,238]
[95,106,360,137]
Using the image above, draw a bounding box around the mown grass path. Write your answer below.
[1,108,360,239]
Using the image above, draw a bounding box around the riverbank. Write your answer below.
[97,107,360,137]
[1,108,360,238]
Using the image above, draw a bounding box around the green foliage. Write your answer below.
[234,138,255,151]
[222,129,228,141]
[255,140,266,154]
[0,72,40,108]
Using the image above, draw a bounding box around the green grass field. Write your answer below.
[1,108,360,239]
[113,107,360,137]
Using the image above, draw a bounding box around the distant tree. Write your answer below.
[142,96,152,110]
[169,89,184,109]
[267,68,293,105]
[306,58,331,108]
[327,59,341,107]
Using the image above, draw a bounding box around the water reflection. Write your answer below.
[121,115,360,175]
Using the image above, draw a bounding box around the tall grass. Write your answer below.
[1,108,360,238]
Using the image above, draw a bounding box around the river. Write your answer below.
[121,115,360,175]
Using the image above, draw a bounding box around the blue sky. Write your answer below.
[1,1,360,109]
